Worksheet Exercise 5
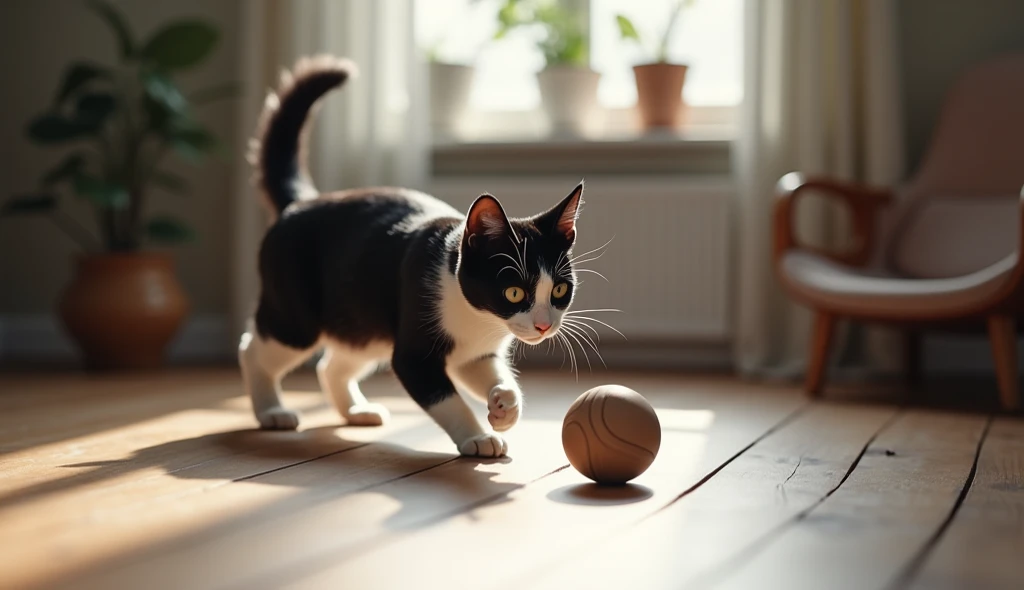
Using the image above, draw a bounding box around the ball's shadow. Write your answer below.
[546,482,654,506]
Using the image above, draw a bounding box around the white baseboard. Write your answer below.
[0,314,233,363]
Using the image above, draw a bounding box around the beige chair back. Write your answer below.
[888,53,1024,279]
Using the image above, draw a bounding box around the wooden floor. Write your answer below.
[0,368,1021,590]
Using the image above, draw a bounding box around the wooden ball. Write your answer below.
[561,385,661,485]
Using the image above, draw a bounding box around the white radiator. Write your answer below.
[429,176,735,344]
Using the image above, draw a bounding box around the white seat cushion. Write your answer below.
[779,250,1018,318]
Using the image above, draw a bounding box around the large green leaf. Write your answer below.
[145,215,195,243]
[150,171,189,195]
[142,71,187,114]
[42,153,88,187]
[1,193,58,216]
[74,175,129,209]
[87,0,137,58]
[76,92,117,127]
[55,62,110,104]
[27,114,92,144]
[616,15,640,42]
[141,21,219,70]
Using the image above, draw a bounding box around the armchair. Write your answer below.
[773,54,1024,410]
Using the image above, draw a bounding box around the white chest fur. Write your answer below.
[435,270,513,366]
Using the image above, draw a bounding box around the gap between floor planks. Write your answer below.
[903,418,1024,590]
[709,410,992,590]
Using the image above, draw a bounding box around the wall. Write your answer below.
[900,0,1024,170]
[0,0,242,318]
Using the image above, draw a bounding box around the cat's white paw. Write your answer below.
[487,386,521,433]
[257,406,300,430]
[343,403,390,427]
[458,432,509,457]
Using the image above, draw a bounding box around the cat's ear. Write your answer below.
[539,182,584,243]
[465,194,512,247]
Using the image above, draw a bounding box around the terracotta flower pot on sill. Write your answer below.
[633,63,689,130]
[58,253,189,370]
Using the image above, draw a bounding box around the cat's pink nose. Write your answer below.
[535,322,552,334]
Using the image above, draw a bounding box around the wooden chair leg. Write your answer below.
[806,311,837,398]
[987,315,1020,411]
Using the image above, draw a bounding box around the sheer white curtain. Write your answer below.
[734,0,905,377]
[230,0,429,338]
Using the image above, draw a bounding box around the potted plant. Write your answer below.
[424,1,492,140]
[617,0,695,130]
[496,0,599,137]
[1,0,232,370]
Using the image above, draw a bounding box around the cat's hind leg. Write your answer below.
[238,319,317,430]
[317,345,390,426]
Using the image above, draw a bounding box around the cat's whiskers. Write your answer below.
[561,324,594,372]
[568,252,607,267]
[564,313,627,340]
[490,252,525,279]
[497,265,522,279]
[563,317,601,343]
[568,237,614,265]
[573,268,609,282]
[562,322,606,368]
[557,331,579,381]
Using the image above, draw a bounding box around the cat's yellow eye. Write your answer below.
[552,283,569,298]
[504,287,525,303]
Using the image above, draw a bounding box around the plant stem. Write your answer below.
[48,211,101,252]
[658,0,688,63]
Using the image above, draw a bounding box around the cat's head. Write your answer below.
[457,183,583,344]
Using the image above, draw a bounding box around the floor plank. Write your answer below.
[281,385,806,590]
[708,410,990,590]
[512,402,899,590]
[906,418,1024,590]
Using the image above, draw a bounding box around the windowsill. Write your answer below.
[430,106,735,176]
[432,130,733,176]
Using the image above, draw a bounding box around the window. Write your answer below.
[416,0,742,142]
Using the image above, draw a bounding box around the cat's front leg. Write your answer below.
[449,354,523,433]
[393,349,508,457]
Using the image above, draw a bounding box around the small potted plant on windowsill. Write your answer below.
[617,0,695,130]
[424,1,493,140]
[1,0,233,370]
[496,0,599,137]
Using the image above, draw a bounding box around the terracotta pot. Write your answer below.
[633,63,689,130]
[58,253,188,370]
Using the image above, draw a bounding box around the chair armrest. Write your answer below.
[773,172,894,267]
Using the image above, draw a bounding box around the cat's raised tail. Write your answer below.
[248,55,357,221]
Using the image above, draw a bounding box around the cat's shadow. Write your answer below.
[4,423,519,536]
[18,423,523,586]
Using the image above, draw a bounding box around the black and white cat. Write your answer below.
[239,56,584,457]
